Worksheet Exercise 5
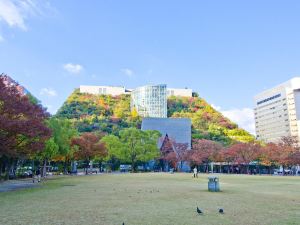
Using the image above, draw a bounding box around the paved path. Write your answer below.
[0,179,40,192]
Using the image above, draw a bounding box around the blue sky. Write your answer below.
[1,0,300,134]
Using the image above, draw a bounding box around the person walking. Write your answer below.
[193,167,198,178]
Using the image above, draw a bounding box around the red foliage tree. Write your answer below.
[159,135,189,171]
[187,139,223,172]
[226,142,261,174]
[262,137,298,173]
[71,132,107,174]
[288,151,300,165]
[0,74,51,178]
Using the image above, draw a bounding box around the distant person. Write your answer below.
[36,168,41,182]
[193,167,198,178]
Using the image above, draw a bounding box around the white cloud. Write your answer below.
[0,0,27,30]
[121,68,134,77]
[211,104,221,111]
[0,0,52,31]
[221,108,256,135]
[63,63,83,74]
[40,87,57,97]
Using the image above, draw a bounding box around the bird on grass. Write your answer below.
[197,207,203,215]
[219,208,224,214]
[122,222,125,225]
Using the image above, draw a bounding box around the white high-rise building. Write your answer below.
[254,77,300,143]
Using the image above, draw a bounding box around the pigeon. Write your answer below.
[197,207,203,215]
[122,223,125,225]
[219,208,224,214]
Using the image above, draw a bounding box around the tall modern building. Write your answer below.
[131,84,167,118]
[254,77,300,143]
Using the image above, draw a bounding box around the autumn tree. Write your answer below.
[159,135,177,170]
[262,137,298,174]
[71,132,107,174]
[159,135,189,171]
[226,142,261,174]
[0,74,51,179]
[187,139,223,172]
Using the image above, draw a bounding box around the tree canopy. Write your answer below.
[101,128,160,172]
[0,74,51,159]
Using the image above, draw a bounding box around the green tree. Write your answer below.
[119,128,160,172]
[100,134,123,171]
[37,137,59,177]
[101,135,122,160]
[48,118,78,173]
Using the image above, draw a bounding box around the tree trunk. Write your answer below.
[131,161,135,173]
[42,159,47,178]
[85,160,89,175]
[5,158,14,180]
[64,160,67,175]
[5,160,10,180]
[99,161,102,173]
[0,159,3,178]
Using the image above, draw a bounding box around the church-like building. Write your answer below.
[141,118,192,172]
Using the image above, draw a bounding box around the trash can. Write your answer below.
[208,176,220,192]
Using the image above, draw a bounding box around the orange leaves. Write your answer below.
[71,132,107,161]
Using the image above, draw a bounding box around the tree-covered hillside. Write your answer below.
[56,89,141,134]
[56,89,254,145]
[168,96,254,145]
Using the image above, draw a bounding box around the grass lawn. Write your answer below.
[0,173,299,225]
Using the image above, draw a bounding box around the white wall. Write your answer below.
[253,77,300,143]
[79,85,193,97]
[167,88,193,97]
[80,85,126,96]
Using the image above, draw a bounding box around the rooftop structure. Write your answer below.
[79,85,129,96]
[79,85,192,97]
[167,88,193,97]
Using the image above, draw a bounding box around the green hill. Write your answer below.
[56,89,254,145]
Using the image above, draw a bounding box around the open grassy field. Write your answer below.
[0,173,299,225]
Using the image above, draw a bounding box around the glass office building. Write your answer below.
[131,84,167,118]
